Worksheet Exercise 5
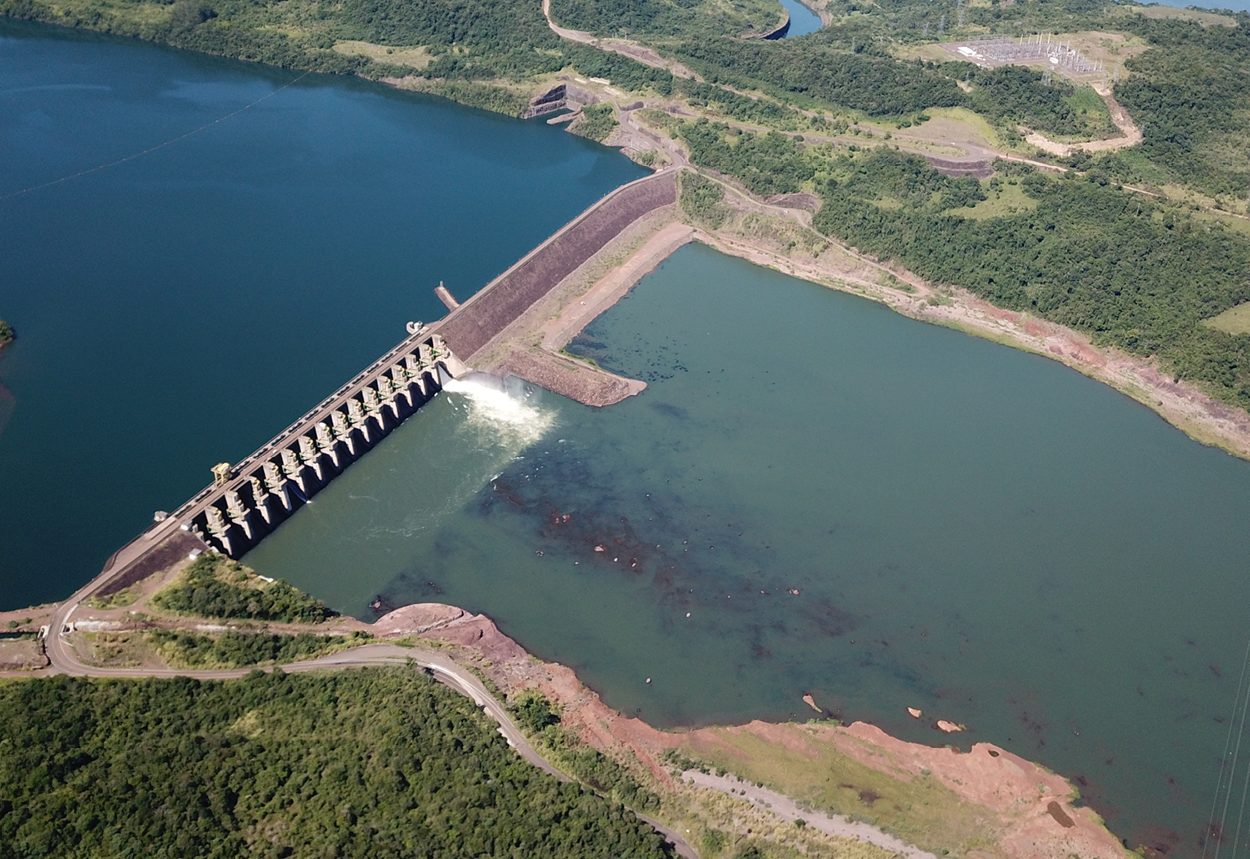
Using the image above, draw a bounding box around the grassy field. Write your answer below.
[950,180,1039,219]
[333,40,433,70]
[1119,4,1236,27]
[679,725,1003,856]
[1204,300,1250,335]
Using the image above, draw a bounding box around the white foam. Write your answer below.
[443,377,555,448]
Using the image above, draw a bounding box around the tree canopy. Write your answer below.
[0,670,673,858]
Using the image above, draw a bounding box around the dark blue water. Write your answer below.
[0,20,644,607]
[778,0,822,37]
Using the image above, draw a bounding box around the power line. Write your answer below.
[1,70,310,203]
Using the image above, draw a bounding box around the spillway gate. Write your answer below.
[182,331,464,558]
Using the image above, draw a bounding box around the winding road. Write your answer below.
[34,592,697,857]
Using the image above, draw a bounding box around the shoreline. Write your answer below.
[2,590,1127,856]
[374,601,1128,858]
[490,170,1250,461]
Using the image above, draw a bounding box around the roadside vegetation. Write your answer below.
[148,628,365,668]
[572,103,618,142]
[152,553,335,623]
[0,670,673,857]
[672,729,1002,856]
[678,170,730,227]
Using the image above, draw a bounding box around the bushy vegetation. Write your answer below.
[965,66,1106,138]
[0,670,673,857]
[678,39,965,117]
[679,121,815,196]
[573,103,617,142]
[152,554,334,623]
[1114,16,1250,199]
[679,170,730,227]
[511,691,661,813]
[810,150,1250,407]
[149,629,361,667]
[0,319,12,347]
[554,0,780,38]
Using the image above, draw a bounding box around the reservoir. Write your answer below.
[248,243,1250,848]
[3,14,1247,854]
[0,20,643,607]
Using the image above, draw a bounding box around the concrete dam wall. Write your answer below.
[185,332,465,558]
[87,170,678,591]
[438,170,678,360]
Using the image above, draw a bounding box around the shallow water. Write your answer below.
[0,20,643,606]
[248,242,1250,849]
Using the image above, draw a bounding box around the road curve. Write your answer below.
[30,632,697,857]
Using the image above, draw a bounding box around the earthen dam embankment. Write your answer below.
[438,170,678,361]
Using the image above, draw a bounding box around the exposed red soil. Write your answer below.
[374,603,1127,858]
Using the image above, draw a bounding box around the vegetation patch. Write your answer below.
[1204,301,1250,336]
[511,691,661,813]
[0,670,673,857]
[947,179,1038,219]
[572,102,618,142]
[678,727,1001,855]
[679,171,730,228]
[152,554,335,623]
[333,39,432,70]
[148,629,365,668]
[803,149,1250,410]
[0,319,13,348]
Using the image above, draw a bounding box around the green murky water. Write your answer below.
[248,243,1250,850]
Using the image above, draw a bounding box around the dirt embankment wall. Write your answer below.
[439,171,678,360]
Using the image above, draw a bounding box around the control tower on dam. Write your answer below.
[183,330,466,558]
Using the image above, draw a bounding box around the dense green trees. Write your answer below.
[809,150,1250,407]
[555,0,779,38]
[0,319,13,347]
[1115,16,1250,198]
[0,670,673,857]
[679,121,814,196]
[677,39,965,117]
[152,555,335,623]
[574,103,618,142]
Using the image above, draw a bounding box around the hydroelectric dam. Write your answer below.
[77,169,678,600]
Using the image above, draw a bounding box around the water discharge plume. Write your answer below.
[443,373,556,450]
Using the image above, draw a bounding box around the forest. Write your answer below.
[808,150,1250,407]
[0,670,673,857]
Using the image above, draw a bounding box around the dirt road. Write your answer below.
[684,770,936,858]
